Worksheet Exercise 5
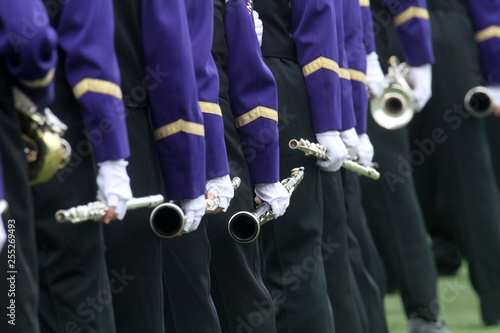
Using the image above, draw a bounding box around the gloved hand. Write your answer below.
[316,131,348,172]
[339,128,359,159]
[206,174,235,213]
[253,10,263,47]
[488,85,500,117]
[406,63,432,112]
[366,52,385,99]
[255,182,290,217]
[181,195,206,233]
[357,133,374,166]
[12,86,36,113]
[96,159,133,223]
[0,215,6,254]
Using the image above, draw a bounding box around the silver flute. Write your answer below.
[289,138,380,180]
[55,195,165,223]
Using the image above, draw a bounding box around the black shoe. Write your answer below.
[484,318,500,326]
[408,317,452,333]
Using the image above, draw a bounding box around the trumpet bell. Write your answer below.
[150,202,186,238]
[464,86,495,118]
[370,85,414,130]
[227,211,260,244]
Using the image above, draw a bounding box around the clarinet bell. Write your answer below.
[149,202,186,238]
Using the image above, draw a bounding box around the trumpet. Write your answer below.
[227,167,304,243]
[55,195,165,223]
[15,88,71,185]
[0,200,8,215]
[150,177,241,238]
[464,86,497,118]
[370,56,415,130]
[288,138,380,180]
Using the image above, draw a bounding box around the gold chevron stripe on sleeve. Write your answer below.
[302,57,340,78]
[199,101,222,116]
[73,78,123,100]
[234,106,278,129]
[393,7,429,27]
[475,25,500,43]
[339,68,351,80]
[359,0,370,7]
[19,68,55,88]
[154,119,205,140]
[348,69,367,84]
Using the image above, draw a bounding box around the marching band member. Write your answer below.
[410,0,500,326]
[0,1,57,332]
[360,0,451,332]
[106,0,207,331]
[32,0,132,331]
[207,1,289,332]
[253,0,347,331]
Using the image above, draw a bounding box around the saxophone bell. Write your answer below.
[370,56,415,130]
[464,86,496,118]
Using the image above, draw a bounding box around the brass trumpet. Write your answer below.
[464,86,496,118]
[227,168,304,243]
[289,138,380,180]
[15,86,72,186]
[370,56,415,130]
[150,177,241,238]
[55,195,165,223]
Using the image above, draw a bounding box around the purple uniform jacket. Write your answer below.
[0,0,57,107]
[344,0,369,134]
[291,0,344,134]
[467,0,500,84]
[360,0,376,55]
[185,0,230,181]
[54,0,130,163]
[225,0,280,184]
[142,0,206,200]
[332,0,357,132]
[383,0,434,66]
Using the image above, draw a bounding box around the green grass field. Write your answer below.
[384,263,499,333]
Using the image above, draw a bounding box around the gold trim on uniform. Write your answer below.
[348,69,367,84]
[199,101,222,116]
[302,57,340,78]
[235,106,278,128]
[19,68,56,88]
[359,0,370,7]
[475,25,500,43]
[339,68,351,80]
[393,7,429,27]
[73,78,123,100]
[154,119,205,140]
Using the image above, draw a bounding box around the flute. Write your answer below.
[289,138,380,180]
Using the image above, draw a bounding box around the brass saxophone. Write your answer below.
[15,88,71,185]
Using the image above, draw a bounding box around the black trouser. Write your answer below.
[343,170,389,333]
[207,94,276,333]
[104,107,164,333]
[31,82,115,333]
[0,83,40,333]
[259,57,335,333]
[321,170,367,333]
[409,8,500,324]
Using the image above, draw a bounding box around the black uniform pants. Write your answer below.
[104,107,164,333]
[409,8,500,324]
[0,83,40,333]
[259,57,335,333]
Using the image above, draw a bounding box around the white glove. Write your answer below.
[488,85,500,108]
[357,133,374,166]
[254,182,290,217]
[316,131,348,172]
[0,216,6,254]
[339,128,359,159]
[96,159,133,221]
[206,174,234,212]
[366,52,385,99]
[253,10,263,47]
[181,195,205,233]
[406,63,432,112]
